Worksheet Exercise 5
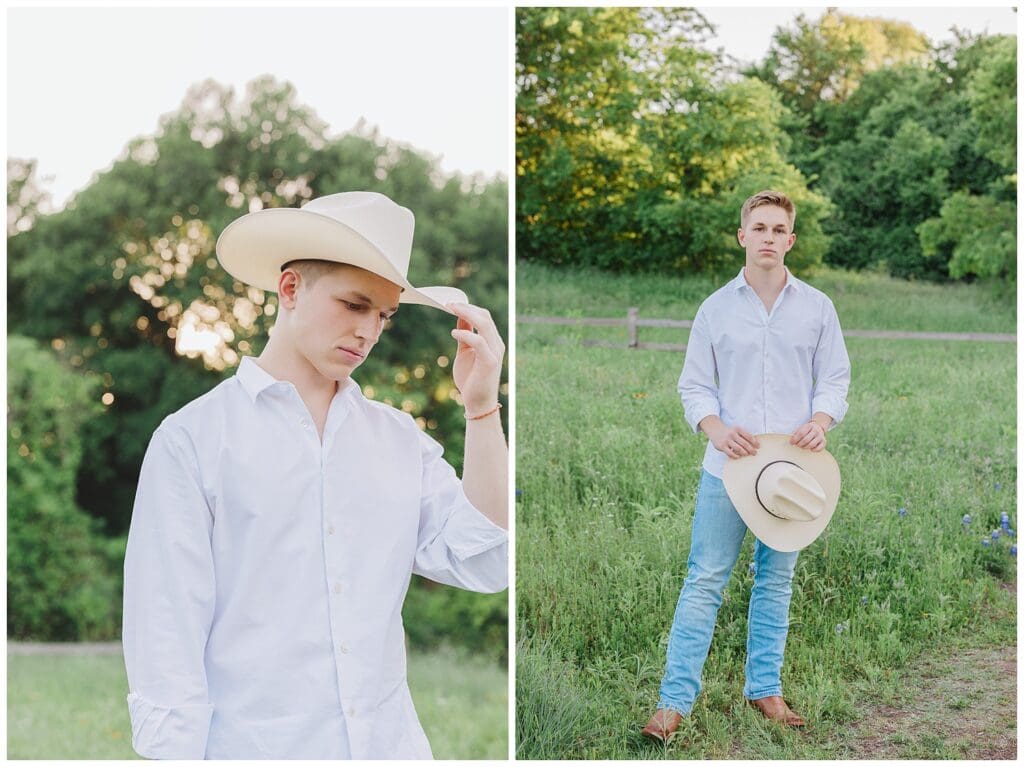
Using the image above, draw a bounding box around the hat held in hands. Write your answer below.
[722,433,841,553]
[215,191,467,312]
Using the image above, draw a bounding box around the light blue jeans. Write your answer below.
[657,469,799,714]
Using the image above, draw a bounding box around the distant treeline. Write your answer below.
[516,8,1015,293]
[7,77,508,653]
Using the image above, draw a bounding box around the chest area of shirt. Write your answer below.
[707,297,820,360]
[201,416,423,531]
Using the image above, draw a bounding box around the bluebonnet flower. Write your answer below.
[995,482,1002,491]
[992,530,1001,541]
[860,596,869,606]
[515,488,523,500]
[1008,528,1015,538]
[835,623,847,635]
[748,563,756,575]
[1000,513,1010,531]
[962,514,972,525]
[982,539,991,547]
[1011,545,1017,558]
[897,506,907,517]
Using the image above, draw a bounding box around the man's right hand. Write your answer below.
[700,416,760,459]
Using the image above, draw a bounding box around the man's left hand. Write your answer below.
[790,421,826,451]
[447,303,505,417]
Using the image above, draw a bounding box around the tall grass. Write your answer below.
[514,269,1016,759]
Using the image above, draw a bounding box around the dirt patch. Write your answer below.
[845,595,1017,760]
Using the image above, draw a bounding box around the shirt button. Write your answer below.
[338,643,349,654]
[347,707,356,717]
[327,525,335,535]
[300,419,310,429]
[333,583,342,595]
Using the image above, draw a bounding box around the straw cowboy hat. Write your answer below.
[721,434,841,552]
[215,191,468,312]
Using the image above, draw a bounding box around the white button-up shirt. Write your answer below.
[122,357,508,759]
[678,267,851,478]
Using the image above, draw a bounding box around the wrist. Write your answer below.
[465,402,501,420]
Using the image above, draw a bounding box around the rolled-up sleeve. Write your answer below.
[811,299,851,429]
[412,429,508,594]
[678,307,721,433]
[122,426,216,759]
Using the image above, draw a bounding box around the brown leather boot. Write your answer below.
[641,708,683,742]
[747,695,805,727]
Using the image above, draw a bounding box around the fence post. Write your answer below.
[627,307,639,348]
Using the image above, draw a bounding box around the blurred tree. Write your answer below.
[7,336,122,640]
[516,6,830,276]
[7,158,52,236]
[8,76,508,537]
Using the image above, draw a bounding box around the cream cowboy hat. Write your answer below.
[721,434,841,553]
[215,191,468,311]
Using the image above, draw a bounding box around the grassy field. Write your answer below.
[514,266,1016,759]
[516,261,1016,333]
[7,646,507,759]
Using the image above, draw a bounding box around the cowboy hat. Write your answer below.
[215,191,467,312]
[721,434,841,553]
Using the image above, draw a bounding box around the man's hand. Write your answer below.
[790,421,826,451]
[701,416,760,459]
[447,303,505,417]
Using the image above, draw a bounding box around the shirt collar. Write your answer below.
[731,266,802,295]
[236,356,360,404]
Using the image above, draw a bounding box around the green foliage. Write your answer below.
[918,191,1016,292]
[402,576,508,664]
[7,336,122,640]
[516,6,830,276]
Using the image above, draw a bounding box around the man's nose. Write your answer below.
[355,314,383,341]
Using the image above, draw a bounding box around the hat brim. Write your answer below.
[215,207,467,312]
[721,434,841,552]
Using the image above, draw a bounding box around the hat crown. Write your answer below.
[303,192,414,276]
[757,462,825,522]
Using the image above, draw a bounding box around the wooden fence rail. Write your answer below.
[519,311,1015,353]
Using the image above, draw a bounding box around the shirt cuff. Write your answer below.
[443,501,508,560]
[811,397,848,430]
[683,402,720,435]
[127,692,213,759]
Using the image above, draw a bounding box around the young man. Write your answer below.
[122,191,508,759]
[642,190,851,741]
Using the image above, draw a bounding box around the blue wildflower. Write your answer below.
[982,539,991,547]
[898,507,907,517]
[835,623,846,635]
[860,596,869,606]
[1011,545,1017,557]
[962,514,972,525]
[515,488,523,500]
[992,530,1001,540]
[748,563,756,575]
[995,482,1002,491]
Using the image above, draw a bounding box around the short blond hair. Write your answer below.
[741,190,795,229]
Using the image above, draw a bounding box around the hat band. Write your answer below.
[754,460,800,519]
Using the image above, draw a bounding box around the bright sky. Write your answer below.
[7,6,509,210]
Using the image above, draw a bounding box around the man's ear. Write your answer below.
[737,228,746,248]
[278,269,301,310]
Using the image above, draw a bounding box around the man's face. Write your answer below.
[283,264,402,381]
[737,205,796,270]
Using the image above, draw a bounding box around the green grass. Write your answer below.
[514,267,1016,759]
[7,647,507,759]
[516,260,1016,333]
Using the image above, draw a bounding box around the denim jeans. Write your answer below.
[657,469,799,714]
